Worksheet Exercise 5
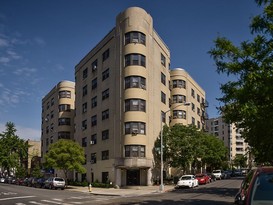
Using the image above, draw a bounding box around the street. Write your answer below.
[0,178,243,205]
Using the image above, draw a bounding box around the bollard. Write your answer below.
[88,183,92,192]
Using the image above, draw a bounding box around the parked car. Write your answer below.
[0,177,5,183]
[207,173,216,182]
[15,178,25,186]
[176,175,198,188]
[195,173,210,185]
[212,170,224,180]
[33,178,46,188]
[44,177,65,190]
[234,166,273,205]
[223,170,231,179]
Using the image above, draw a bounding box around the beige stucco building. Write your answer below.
[73,7,207,186]
[41,80,75,169]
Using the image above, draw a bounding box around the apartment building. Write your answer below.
[41,80,75,166]
[73,7,207,187]
[206,116,249,164]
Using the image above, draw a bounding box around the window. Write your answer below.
[50,136,53,144]
[125,54,146,67]
[125,122,146,135]
[161,53,166,67]
[51,98,54,106]
[83,85,87,97]
[102,130,109,140]
[91,96,97,108]
[172,80,186,89]
[83,68,88,79]
[91,153,96,164]
[102,49,110,62]
[173,110,186,119]
[102,172,109,183]
[192,117,195,125]
[91,115,97,126]
[125,145,145,157]
[125,31,146,45]
[102,109,109,120]
[92,78,97,90]
[197,94,200,102]
[59,104,71,112]
[47,102,50,109]
[82,137,87,147]
[102,68,109,81]
[58,131,70,139]
[191,89,195,98]
[161,72,166,85]
[58,118,70,126]
[59,90,71,98]
[50,111,54,119]
[197,121,201,129]
[91,134,97,144]
[192,103,195,112]
[91,59,98,72]
[50,123,54,132]
[102,89,109,100]
[125,76,146,89]
[125,99,146,112]
[161,111,166,123]
[82,120,87,130]
[102,150,109,160]
[161,92,166,104]
[197,107,201,116]
[82,102,87,113]
[172,95,186,103]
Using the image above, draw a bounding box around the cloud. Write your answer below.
[0,37,9,47]
[0,56,10,63]
[0,123,40,141]
[34,37,46,47]
[13,67,37,76]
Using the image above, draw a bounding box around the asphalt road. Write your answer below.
[0,177,243,205]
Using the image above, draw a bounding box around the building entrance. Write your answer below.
[126,169,140,185]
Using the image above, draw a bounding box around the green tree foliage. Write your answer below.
[208,0,273,164]
[157,124,227,171]
[233,154,248,168]
[0,122,28,176]
[44,139,86,183]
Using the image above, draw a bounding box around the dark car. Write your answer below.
[33,178,46,188]
[234,166,273,205]
[207,173,216,182]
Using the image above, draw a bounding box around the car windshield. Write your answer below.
[251,172,273,204]
[55,178,64,181]
[213,170,220,173]
[181,176,192,180]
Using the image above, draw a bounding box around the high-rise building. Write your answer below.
[206,116,249,166]
[41,80,75,165]
[74,7,207,186]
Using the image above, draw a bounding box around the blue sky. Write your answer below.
[0,0,262,140]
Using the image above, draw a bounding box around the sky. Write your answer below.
[0,0,262,141]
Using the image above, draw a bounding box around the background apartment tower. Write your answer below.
[74,7,171,186]
[206,116,249,167]
[41,80,75,173]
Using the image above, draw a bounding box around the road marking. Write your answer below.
[29,201,48,205]
[41,200,73,205]
[0,195,35,201]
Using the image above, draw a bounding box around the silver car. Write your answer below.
[44,177,65,190]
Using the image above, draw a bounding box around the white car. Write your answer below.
[0,177,5,183]
[212,170,224,180]
[176,175,199,188]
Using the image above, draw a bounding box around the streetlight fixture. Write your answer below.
[159,101,191,192]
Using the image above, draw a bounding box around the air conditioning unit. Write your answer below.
[90,141,95,145]
[141,84,146,90]
[90,160,94,164]
[132,129,138,135]
[92,65,97,71]
[132,39,139,44]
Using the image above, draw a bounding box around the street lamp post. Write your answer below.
[159,102,190,192]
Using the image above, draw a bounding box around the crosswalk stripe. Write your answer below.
[29,201,48,205]
[0,196,35,201]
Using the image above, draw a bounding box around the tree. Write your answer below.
[233,154,248,169]
[44,139,86,184]
[0,122,28,176]
[208,0,273,164]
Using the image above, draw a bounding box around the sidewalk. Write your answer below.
[66,185,175,197]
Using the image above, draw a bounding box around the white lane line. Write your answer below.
[41,200,73,205]
[0,195,36,201]
[29,201,48,205]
